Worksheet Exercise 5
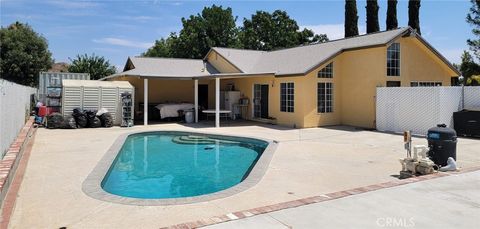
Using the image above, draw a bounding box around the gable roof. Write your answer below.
[211,28,409,75]
[206,48,265,73]
[210,27,459,76]
[105,27,459,80]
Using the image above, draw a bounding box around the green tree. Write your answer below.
[459,51,480,85]
[386,0,398,30]
[366,0,380,33]
[239,10,328,51]
[175,5,239,58]
[143,36,176,57]
[408,0,421,35]
[0,22,53,86]
[466,0,480,59]
[345,0,359,37]
[68,54,116,80]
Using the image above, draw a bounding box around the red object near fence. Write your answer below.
[38,106,49,117]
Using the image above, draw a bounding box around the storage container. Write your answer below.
[38,72,90,103]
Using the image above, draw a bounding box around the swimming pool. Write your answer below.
[100,132,269,199]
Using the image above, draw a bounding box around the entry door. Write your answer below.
[253,84,269,118]
[198,85,208,109]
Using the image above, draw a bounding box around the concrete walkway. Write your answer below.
[205,171,480,229]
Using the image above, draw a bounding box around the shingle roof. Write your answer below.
[105,27,459,79]
[209,48,265,73]
[108,57,219,79]
[213,27,410,75]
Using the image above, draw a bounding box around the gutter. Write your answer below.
[100,72,276,80]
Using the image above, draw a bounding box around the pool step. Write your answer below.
[172,135,237,145]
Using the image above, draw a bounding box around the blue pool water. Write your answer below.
[101,132,268,199]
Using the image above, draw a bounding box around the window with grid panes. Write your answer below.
[387,43,400,76]
[318,62,333,78]
[280,82,294,112]
[318,82,333,113]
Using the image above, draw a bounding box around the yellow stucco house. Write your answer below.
[105,27,460,129]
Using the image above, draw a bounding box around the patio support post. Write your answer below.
[215,77,220,128]
[194,79,198,123]
[144,78,148,126]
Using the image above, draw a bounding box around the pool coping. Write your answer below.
[81,130,278,206]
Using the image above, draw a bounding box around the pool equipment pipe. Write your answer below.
[439,157,458,172]
[399,145,436,176]
[404,131,412,158]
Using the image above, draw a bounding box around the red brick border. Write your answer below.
[0,117,35,228]
[162,167,480,229]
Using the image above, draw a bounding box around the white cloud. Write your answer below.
[93,38,153,49]
[117,15,159,23]
[47,0,99,9]
[4,13,34,20]
[301,23,366,40]
[152,0,182,6]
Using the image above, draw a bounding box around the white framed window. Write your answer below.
[318,82,333,113]
[318,62,333,78]
[411,81,442,87]
[280,82,294,112]
[387,43,400,76]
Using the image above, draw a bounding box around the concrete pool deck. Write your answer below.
[7,122,480,228]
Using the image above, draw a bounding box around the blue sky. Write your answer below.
[0,0,473,70]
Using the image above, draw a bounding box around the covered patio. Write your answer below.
[104,56,274,128]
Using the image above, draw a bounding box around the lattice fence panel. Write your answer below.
[464,86,480,109]
[376,87,463,135]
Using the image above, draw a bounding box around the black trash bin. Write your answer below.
[427,124,457,166]
[453,109,480,137]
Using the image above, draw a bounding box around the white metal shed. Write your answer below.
[61,80,134,125]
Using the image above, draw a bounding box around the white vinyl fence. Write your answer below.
[464,86,480,108]
[0,79,37,157]
[376,86,480,135]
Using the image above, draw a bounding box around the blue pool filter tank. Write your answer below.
[427,124,457,167]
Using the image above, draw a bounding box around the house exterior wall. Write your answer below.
[302,60,342,128]
[224,74,306,128]
[110,36,457,128]
[336,46,384,128]
[302,36,457,128]
[395,37,455,86]
[205,36,456,129]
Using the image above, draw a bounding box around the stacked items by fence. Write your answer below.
[376,86,480,135]
[0,79,36,158]
[46,108,113,129]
